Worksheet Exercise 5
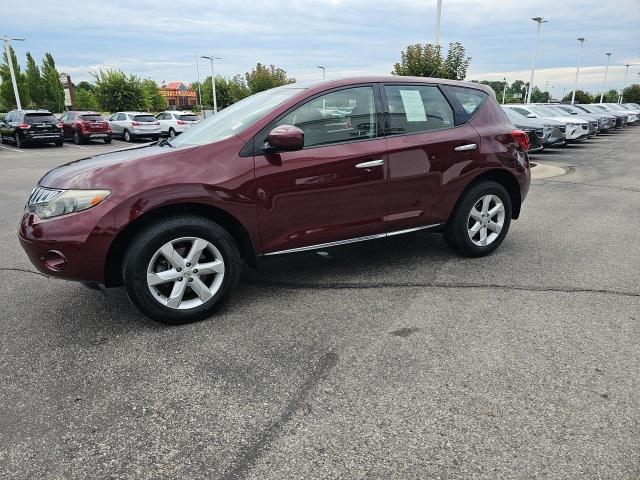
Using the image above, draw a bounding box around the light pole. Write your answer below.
[435,0,443,47]
[195,51,203,112]
[200,55,221,113]
[526,17,547,104]
[501,77,507,104]
[599,52,612,103]
[619,64,630,104]
[317,65,326,80]
[570,37,585,105]
[2,35,26,110]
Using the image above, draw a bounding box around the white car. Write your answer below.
[107,112,161,142]
[593,104,639,125]
[155,111,200,138]
[504,105,589,142]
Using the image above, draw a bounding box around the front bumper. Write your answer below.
[18,200,116,283]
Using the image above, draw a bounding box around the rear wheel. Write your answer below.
[122,215,242,324]
[55,140,63,147]
[73,131,84,145]
[123,129,131,142]
[104,138,112,144]
[14,133,24,148]
[444,181,512,257]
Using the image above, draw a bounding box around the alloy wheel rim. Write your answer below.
[146,236,225,310]
[467,194,505,247]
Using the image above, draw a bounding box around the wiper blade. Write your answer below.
[157,138,174,148]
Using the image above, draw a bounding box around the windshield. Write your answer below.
[556,106,578,115]
[80,114,104,122]
[529,105,560,117]
[170,86,304,147]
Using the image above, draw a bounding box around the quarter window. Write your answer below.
[384,85,454,135]
[446,86,487,116]
[277,86,376,148]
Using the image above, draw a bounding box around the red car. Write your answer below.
[59,111,112,144]
[19,77,530,324]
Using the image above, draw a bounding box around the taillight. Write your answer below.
[56,123,63,129]
[18,123,31,129]
[131,121,141,127]
[512,129,530,151]
[176,120,186,125]
[154,121,160,126]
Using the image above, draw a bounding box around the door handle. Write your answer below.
[355,159,384,169]
[454,143,477,152]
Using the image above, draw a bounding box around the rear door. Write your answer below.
[381,83,482,231]
[254,84,389,254]
[24,113,58,135]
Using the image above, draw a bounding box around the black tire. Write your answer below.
[122,215,242,324]
[168,128,176,139]
[444,180,512,257]
[123,129,131,142]
[104,138,112,144]
[55,140,63,147]
[14,133,24,148]
[0,132,4,144]
[73,131,84,145]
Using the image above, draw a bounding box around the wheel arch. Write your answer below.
[104,202,258,287]
[452,169,522,221]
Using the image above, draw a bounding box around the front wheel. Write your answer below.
[444,181,512,257]
[122,215,242,324]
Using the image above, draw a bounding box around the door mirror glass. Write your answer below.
[266,125,304,151]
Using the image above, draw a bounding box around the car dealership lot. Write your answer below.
[1,133,639,478]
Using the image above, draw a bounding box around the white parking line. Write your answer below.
[65,144,90,149]
[0,144,27,153]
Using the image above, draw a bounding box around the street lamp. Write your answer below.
[200,55,221,113]
[501,77,507,104]
[317,65,326,80]
[619,64,630,104]
[2,35,26,110]
[434,0,443,47]
[526,17,548,104]
[570,37,585,105]
[599,52,612,103]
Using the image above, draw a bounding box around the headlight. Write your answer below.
[27,187,110,219]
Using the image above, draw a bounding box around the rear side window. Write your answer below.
[384,85,454,135]
[134,115,156,122]
[24,113,57,124]
[179,114,199,121]
[447,86,487,116]
[276,86,376,148]
[80,114,104,121]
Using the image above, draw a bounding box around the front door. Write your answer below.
[254,85,388,254]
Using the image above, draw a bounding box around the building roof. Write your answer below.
[163,81,191,91]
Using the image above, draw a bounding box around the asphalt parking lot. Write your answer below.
[1,132,639,479]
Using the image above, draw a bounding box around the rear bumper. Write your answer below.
[23,131,63,143]
[81,132,112,140]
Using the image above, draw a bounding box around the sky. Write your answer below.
[3,0,639,99]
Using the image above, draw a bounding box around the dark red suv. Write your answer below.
[59,111,112,144]
[19,77,530,324]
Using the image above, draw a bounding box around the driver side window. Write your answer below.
[276,86,376,148]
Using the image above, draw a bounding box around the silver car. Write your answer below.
[107,111,162,142]
[155,111,200,138]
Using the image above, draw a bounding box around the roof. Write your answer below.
[162,81,191,91]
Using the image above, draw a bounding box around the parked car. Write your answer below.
[60,111,112,144]
[107,112,161,142]
[593,103,639,125]
[544,104,610,133]
[622,103,640,112]
[18,77,531,324]
[0,109,64,148]
[502,106,566,148]
[504,105,589,142]
[156,111,200,137]
[574,104,626,129]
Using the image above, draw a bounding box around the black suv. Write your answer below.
[0,110,64,148]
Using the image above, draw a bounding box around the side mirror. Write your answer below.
[265,125,304,151]
[526,113,536,118]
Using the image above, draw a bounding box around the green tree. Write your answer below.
[530,86,550,103]
[40,53,65,112]
[622,83,640,104]
[593,89,619,103]
[92,69,144,112]
[0,45,28,110]
[562,89,593,104]
[245,63,295,94]
[229,74,250,102]
[73,82,98,110]
[24,52,44,108]
[392,42,470,80]
[140,78,167,111]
